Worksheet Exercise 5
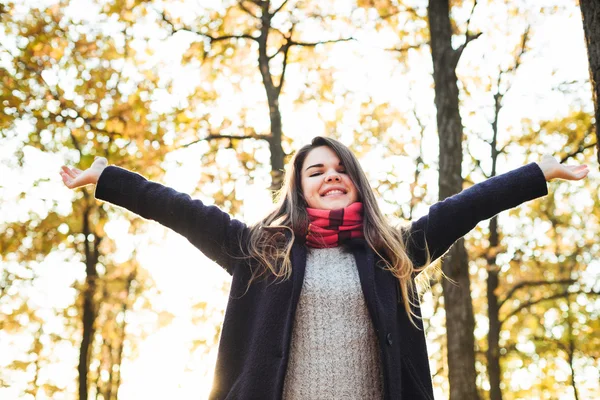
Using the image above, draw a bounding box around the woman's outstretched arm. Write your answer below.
[60,157,248,275]
[404,155,589,270]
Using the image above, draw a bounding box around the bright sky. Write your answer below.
[0,0,598,399]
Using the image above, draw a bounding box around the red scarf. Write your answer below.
[305,202,365,248]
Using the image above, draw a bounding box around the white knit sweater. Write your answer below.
[282,246,384,399]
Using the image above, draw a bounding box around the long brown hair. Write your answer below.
[241,136,434,326]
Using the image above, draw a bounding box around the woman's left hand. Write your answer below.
[537,154,590,182]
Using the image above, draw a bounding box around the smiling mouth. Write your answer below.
[322,190,346,197]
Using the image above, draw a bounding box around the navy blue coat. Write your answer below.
[95,162,548,399]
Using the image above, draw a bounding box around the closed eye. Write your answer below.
[309,170,346,177]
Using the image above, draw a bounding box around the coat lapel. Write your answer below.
[290,240,307,300]
[352,242,381,332]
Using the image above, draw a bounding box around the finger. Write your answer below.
[93,157,107,166]
[60,171,74,188]
[61,165,78,179]
[573,168,589,179]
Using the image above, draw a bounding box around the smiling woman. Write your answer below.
[59,136,588,400]
[300,146,359,210]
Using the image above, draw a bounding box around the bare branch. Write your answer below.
[268,42,287,60]
[494,25,530,99]
[160,11,257,43]
[497,142,510,156]
[270,0,289,17]
[505,25,530,76]
[500,289,600,328]
[465,144,489,179]
[464,0,478,41]
[451,1,482,66]
[498,279,576,309]
[238,0,260,18]
[378,6,421,21]
[180,134,268,148]
[385,42,428,53]
[531,335,569,352]
[553,79,588,92]
[288,37,355,47]
[276,43,293,96]
[453,32,483,67]
[559,140,597,164]
[211,34,257,43]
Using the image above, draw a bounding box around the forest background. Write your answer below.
[1,0,599,399]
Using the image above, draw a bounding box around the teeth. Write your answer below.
[324,190,344,196]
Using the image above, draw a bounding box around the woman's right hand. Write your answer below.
[60,156,108,189]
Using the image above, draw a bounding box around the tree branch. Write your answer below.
[270,0,289,17]
[378,6,420,21]
[559,140,598,164]
[277,42,292,96]
[498,279,576,309]
[505,25,530,76]
[464,0,478,43]
[453,32,482,67]
[180,133,268,148]
[385,42,428,53]
[500,289,599,328]
[288,37,355,47]
[452,0,482,66]
[238,0,260,18]
[160,11,257,43]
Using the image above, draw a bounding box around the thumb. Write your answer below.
[93,156,108,165]
[541,154,555,161]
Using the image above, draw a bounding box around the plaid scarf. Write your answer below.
[305,202,365,248]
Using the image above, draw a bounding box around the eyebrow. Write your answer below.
[305,162,344,172]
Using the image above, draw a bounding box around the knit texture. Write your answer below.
[282,246,383,399]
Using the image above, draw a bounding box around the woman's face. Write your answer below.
[300,146,359,210]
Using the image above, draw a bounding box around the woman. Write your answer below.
[60,136,589,399]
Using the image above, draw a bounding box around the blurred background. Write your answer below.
[1,0,599,399]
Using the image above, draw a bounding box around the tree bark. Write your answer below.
[579,0,600,164]
[427,1,479,399]
[79,205,99,400]
[487,216,502,400]
[566,296,580,400]
[257,2,285,192]
[487,84,504,400]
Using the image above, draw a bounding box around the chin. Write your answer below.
[320,200,351,210]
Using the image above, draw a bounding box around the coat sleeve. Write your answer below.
[94,166,248,275]
[403,162,548,269]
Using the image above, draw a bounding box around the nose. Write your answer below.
[325,172,341,182]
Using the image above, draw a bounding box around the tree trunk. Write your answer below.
[113,272,136,400]
[427,1,479,399]
[487,216,502,400]
[487,88,504,400]
[79,205,99,400]
[566,296,580,400]
[257,2,285,192]
[579,0,600,164]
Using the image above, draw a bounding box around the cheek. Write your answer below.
[345,178,358,198]
[301,179,317,199]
